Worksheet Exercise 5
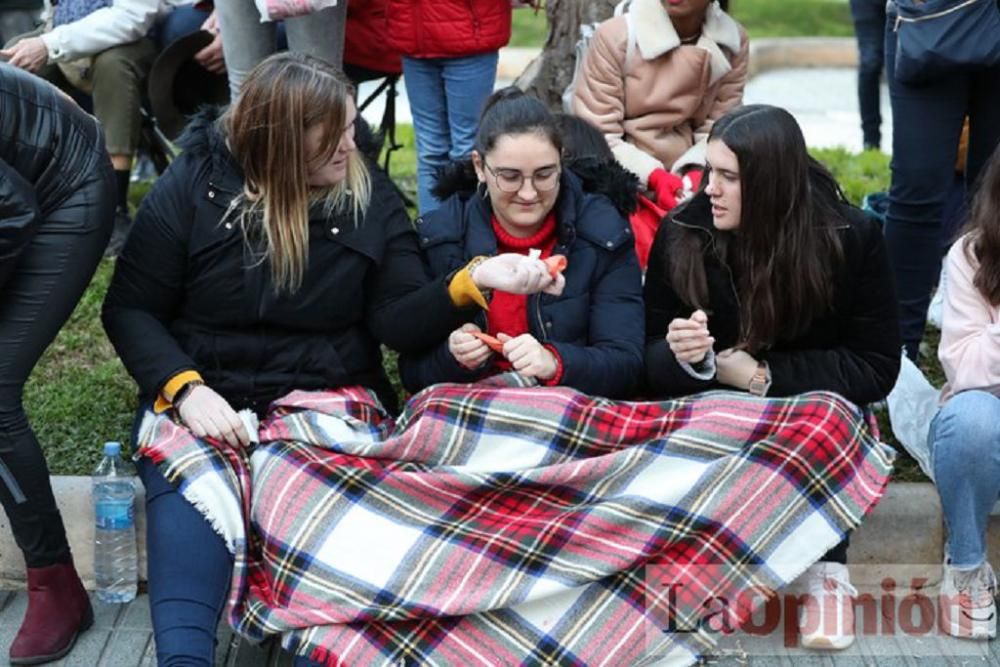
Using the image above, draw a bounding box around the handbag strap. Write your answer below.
[895,0,988,30]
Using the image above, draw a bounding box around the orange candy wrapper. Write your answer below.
[471,332,505,353]
[544,255,567,278]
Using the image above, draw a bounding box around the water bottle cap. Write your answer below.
[103,441,122,456]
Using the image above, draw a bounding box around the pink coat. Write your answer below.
[938,233,1000,402]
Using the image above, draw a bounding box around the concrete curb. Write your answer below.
[0,477,147,589]
[3,479,998,588]
[497,37,859,82]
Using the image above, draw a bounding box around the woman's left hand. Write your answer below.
[497,333,558,380]
[716,348,759,391]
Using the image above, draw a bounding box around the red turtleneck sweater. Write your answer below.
[487,213,563,383]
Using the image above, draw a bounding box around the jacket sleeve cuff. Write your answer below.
[39,29,67,63]
[447,258,490,310]
[153,369,203,413]
[678,349,716,381]
[541,344,564,386]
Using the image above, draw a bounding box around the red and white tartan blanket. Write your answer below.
[137,373,893,666]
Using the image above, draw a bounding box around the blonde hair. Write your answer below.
[221,52,371,292]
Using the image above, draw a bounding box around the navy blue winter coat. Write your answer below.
[398,165,645,398]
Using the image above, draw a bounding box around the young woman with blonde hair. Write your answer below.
[102,52,462,665]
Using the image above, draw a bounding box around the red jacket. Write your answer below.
[385,0,512,59]
[345,0,402,75]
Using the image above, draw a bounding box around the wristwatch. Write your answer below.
[748,361,772,397]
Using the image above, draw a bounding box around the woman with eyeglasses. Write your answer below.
[399,87,645,398]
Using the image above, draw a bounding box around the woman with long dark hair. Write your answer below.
[643,104,901,650]
[0,64,115,665]
[928,143,1000,641]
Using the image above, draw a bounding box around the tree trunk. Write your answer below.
[515,0,618,111]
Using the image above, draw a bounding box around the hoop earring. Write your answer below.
[478,182,489,200]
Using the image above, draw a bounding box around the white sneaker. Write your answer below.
[939,560,997,640]
[798,562,857,650]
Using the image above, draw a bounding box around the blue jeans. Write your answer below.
[929,391,1000,569]
[139,457,233,666]
[849,0,885,148]
[215,0,345,98]
[402,52,499,214]
[883,6,1000,358]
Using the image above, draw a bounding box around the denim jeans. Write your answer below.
[402,52,499,214]
[929,391,1000,569]
[215,0,346,97]
[883,6,1000,358]
[139,457,233,666]
[849,0,886,148]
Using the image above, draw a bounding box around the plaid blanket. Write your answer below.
[137,373,893,666]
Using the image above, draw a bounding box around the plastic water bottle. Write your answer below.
[92,441,138,604]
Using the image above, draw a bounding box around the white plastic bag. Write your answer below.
[254,0,337,22]
[886,352,940,480]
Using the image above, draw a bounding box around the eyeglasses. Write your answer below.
[483,160,561,193]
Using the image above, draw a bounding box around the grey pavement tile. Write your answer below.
[53,628,111,667]
[115,594,151,630]
[99,630,153,666]
[0,592,27,656]
[140,636,157,667]
[91,594,125,630]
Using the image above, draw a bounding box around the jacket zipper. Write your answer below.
[465,0,481,39]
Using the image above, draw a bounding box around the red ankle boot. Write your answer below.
[9,561,94,665]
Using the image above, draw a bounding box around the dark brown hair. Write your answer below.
[962,142,1000,306]
[666,104,845,352]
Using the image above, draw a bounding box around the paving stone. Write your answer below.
[99,630,152,666]
[115,594,152,630]
[140,636,157,666]
[91,594,125,630]
[54,627,110,666]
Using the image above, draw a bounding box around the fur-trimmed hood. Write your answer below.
[430,157,640,219]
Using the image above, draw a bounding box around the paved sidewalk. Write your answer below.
[2,588,996,666]
[0,592,292,667]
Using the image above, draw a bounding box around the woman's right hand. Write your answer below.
[666,309,715,364]
[471,253,563,296]
[176,384,251,449]
[448,323,493,370]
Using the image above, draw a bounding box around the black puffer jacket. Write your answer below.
[0,63,109,287]
[644,192,901,406]
[102,109,458,414]
[400,159,645,399]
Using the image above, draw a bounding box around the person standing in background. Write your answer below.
[386,0,532,214]
[213,0,346,97]
[0,63,115,666]
[883,0,1000,360]
[848,0,885,150]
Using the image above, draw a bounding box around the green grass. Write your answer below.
[511,7,549,48]
[502,0,855,51]
[730,0,854,39]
